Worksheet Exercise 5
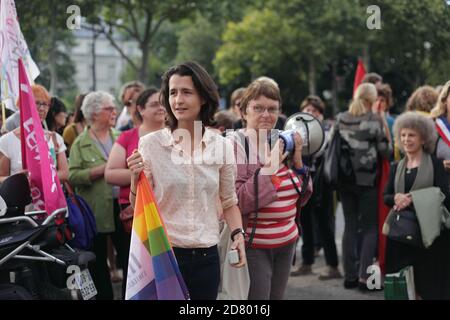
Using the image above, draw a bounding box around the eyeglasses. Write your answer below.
[36,101,49,109]
[147,102,162,108]
[99,106,116,113]
[250,105,280,115]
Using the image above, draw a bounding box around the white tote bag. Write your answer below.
[217,223,250,300]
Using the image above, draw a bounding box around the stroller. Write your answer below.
[0,173,97,300]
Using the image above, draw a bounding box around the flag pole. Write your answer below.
[1,100,6,132]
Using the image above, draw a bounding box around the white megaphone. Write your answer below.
[280,112,325,156]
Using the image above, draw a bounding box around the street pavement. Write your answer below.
[113,203,384,300]
[285,203,383,300]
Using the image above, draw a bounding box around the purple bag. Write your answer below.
[65,183,97,250]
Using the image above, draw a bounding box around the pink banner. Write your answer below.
[18,58,66,217]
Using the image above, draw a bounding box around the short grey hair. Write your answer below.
[81,91,115,123]
[393,111,437,154]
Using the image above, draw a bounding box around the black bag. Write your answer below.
[323,129,340,188]
[339,137,354,182]
[323,128,354,189]
[387,209,423,248]
[0,284,33,300]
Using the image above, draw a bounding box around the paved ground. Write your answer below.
[285,204,383,300]
[285,245,383,300]
[113,203,384,300]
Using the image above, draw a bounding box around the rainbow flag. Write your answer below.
[125,173,189,300]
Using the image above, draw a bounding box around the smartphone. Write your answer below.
[227,249,239,265]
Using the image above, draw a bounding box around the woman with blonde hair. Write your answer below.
[431,80,450,173]
[333,83,391,290]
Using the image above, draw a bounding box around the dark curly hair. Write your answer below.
[160,61,219,131]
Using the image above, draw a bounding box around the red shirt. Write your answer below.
[116,128,139,205]
[246,166,301,249]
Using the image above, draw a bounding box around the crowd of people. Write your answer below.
[1,61,450,300]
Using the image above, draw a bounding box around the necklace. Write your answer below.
[406,166,417,174]
[90,128,110,159]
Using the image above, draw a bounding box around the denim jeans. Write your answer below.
[173,245,220,300]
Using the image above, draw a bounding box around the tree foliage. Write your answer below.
[16,0,78,100]
[215,0,450,114]
[13,0,450,115]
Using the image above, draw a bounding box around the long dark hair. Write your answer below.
[46,97,67,132]
[73,93,87,123]
[135,87,160,122]
[160,61,219,131]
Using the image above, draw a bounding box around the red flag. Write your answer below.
[353,59,366,96]
[377,157,390,275]
[18,58,66,218]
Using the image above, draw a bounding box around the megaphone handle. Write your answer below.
[305,120,310,156]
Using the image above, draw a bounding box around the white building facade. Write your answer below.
[71,28,139,98]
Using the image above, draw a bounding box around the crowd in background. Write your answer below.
[1,61,450,300]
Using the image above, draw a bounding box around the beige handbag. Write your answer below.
[217,223,250,300]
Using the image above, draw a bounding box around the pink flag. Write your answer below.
[18,58,66,217]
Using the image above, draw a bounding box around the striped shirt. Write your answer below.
[246,165,301,249]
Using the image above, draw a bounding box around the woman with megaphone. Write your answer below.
[228,78,312,300]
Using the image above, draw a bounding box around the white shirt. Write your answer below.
[115,107,131,130]
[139,127,238,248]
[0,130,66,175]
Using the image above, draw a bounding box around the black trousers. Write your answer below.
[339,184,378,281]
[173,245,220,300]
[90,200,131,300]
[300,184,339,267]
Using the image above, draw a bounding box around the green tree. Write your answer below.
[214,0,450,116]
[363,0,450,110]
[121,20,179,86]
[175,14,221,74]
[84,0,216,83]
[16,0,78,100]
[214,9,296,88]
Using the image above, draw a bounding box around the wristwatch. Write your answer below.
[230,228,246,241]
